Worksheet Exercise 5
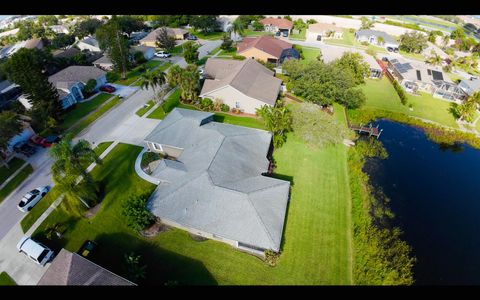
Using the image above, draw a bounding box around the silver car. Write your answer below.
[16,236,54,266]
[17,186,49,212]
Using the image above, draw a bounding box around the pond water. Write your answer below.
[363,120,480,285]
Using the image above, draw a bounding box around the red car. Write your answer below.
[29,135,51,148]
[100,85,116,93]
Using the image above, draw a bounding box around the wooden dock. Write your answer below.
[349,124,383,139]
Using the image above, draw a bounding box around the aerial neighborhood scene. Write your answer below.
[1,13,480,287]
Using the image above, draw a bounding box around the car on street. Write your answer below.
[100,85,116,93]
[16,236,54,266]
[186,35,198,40]
[17,186,50,212]
[155,51,171,58]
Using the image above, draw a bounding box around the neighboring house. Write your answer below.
[7,120,35,154]
[236,35,300,65]
[306,23,344,42]
[200,58,282,114]
[0,80,21,109]
[76,36,102,52]
[385,56,467,101]
[52,47,81,59]
[260,17,293,35]
[0,28,19,38]
[38,249,135,286]
[131,45,155,60]
[24,38,44,50]
[458,77,480,96]
[92,55,114,71]
[129,31,148,43]
[49,25,70,34]
[355,29,399,51]
[139,27,189,47]
[144,108,290,256]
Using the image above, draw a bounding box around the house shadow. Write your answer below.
[89,232,218,286]
[270,173,294,187]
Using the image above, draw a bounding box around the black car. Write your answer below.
[13,140,37,157]
[45,135,61,144]
[187,35,198,40]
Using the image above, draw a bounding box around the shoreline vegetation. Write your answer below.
[348,138,415,285]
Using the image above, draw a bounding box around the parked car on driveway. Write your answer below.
[16,236,54,266]
[29,135,56,148]
[13,140,36,157]
[155,51,171,58]
[100,85,116,93]
[18,186,50,212]
[186,35,198,40]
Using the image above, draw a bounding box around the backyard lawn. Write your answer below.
[32,106,353,284]
[114,60,164,86]
[0,272,16,285]
[135,100,155,117]
[357,77,459,128]
[0,157,26,183]
[60,93,113,131]
[0,164,33,204]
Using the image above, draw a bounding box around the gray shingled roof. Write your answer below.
[145,108,290,252]
[356,29,398,46]
[38,249,135,286]
[49,66,106,86]
[200,58,282,106]
[80,36,100,48]
[93,55,113,65]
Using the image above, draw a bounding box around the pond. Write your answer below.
[363,120,480,285]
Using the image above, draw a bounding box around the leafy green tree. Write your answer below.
[133,51,146,65]
[291,102,349,147]
[342,87,367,109]
[179,65,199,100]
[51,33,75,49]
[428,30,443,43]
[139,69,166,103]
[83,79,97,95]
[0,111,22,161]
[73,18,104,39]
[116,16,146,37]
[96,16,130,80]
[155,27,176,51]
[50,134,102,214]
[183,41,199,64]
[399,31,428,53]
[252,21,264,31]
[451,92,480,123]
[220,33,233,50]
[122,194,156,231]
[229,18,245,37]
[306,19,317,25]
[360,17,374,30]
[166,64,183,87]
[425,50,442,66]
[283,16,292,21]
[256,101,292,148]
[450,27,466,40]
[123,252,147,283]
[190,15,219,32]
[334,52,371,85]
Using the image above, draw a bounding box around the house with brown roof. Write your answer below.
[200,58,282,114]
[306,23,344,42]
[237,36,300,65]
[260,18,293,35]
[139,27,189,47]
[38,249,135,285]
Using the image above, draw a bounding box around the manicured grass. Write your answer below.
[155,62,172,73]
[399,49,425,61]
[289,28,306,41]
[135,100,155,117]
[20,142,114,233]
[60,93,113,131]
[358,77,459,128]
[208,45,222,56]
[218,47,237,57]
[147,89,181,119]
[146,105,166,119]
[115,60,163,86]
[171,44,184,55]
[300,46,321,62]
[242,29,273,37]
[0,272,16,286]
[70,96,121,136]
[32,116,353,285]
[213,113,265,130]
[0,157,26,184]
[0,164,33,204]
[188,29,224,41]
[324,29,355,47]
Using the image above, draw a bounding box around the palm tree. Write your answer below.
[256,101,293,148]
[139,69,166,103]
[442,35,450,48]
[426,50,442,66]
[166,64,183,87]
[50,134,102,213]
[229,19,244,40]
[377,36,385,46]
[179,66,199,101]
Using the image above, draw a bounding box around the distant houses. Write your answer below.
[76,36,101,53]
[306,23,343,42]
[260,18,293,36]
[458,77,480,96]
[355,29,399,52]
[236,35,300,65]
[139,27,189,47]
[199,58,282,114]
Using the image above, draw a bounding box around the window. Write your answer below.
[235,101,240,109]
[152,143,163,152]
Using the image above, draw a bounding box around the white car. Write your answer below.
[155,51,171,58]
[18,186,49,212]
[16,236,54,266]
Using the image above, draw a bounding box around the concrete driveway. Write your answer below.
[108,83,139,99]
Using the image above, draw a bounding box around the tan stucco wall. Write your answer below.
[201,86,275,114]
[139,41,157,48]
[238,48,278,62]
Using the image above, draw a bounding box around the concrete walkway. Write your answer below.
[134,148,161,185]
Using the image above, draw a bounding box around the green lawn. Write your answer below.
[32,108,353,284]
[131,62,172,87]
[242,29,273,37]
[0,164,33,204]
[289,28,306,41]
[358,77,459,128]
[69,96,121,136]
[171,44,184,55]
[21,142,114,233]
[300,46,321,62]
[324,29,355,47]
[188,29,224,41]
[0,157,26,184]
[0,272,16,286]
[135,100,155,117]
[217,47,237,57]
[115,60,163,86]
[61,93,113,131]
[213,113,265,130]
[399,49,425,61]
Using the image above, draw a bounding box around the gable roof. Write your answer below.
[52,47,81,59]
[200,58,282,106]
[260,18,293,30]
[93,55,113,65]
[48,66,106,87]
[308,23,343,33]
[145,108,290,251]
[38,249,135,286]
[460,77,480,94]
[79,36,100,48]
[140,27,188,43]
[237,35,292,59]
[356,29,398,46]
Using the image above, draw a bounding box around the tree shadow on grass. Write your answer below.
[90,232,218,286]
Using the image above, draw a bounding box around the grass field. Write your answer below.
[20,142,114,233]
[0,272,16,285]
[0,164,33,204]
[358,77,459,128]
[0,157,26,184]
[115,60,163,86]
[60,93,113,131]
[69,96,121,136]
[289,28,306,41]
[135,100,155,117]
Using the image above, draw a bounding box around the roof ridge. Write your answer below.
[245,191,277,249]
[227,58,253,86]
[72,252,136,285]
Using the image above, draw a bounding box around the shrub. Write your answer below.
[232,54,246,60]
[292,44,304,59]
[196,57,208,66]
[264,250,280,266]
[361,41,370,46]
[106,72,120,82]
[220,103,230,112]
[122,194,156,232]
[392,80,408,105]
[141,151,162,170]
[133,51,146,65]
[83,78,97,95]
[200,97,213,110]
[349,28,355,33]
